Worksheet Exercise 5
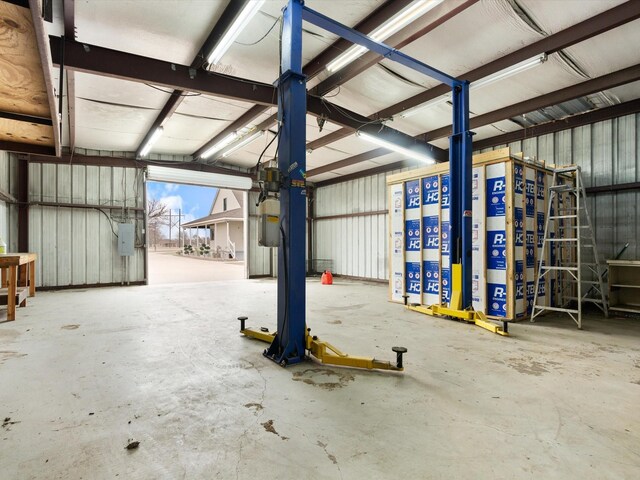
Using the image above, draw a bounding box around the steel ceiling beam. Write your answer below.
[311,0,479,97]
[49,37,443,161]
[308,62,640,177]
[472,98,640,151]
[423,62,640,142]
[306,0,640,152]
[311,98,640,186]
[63,0,76,151]
[192,0,420,159]
[134,0,250,158]
[27,153,254,178]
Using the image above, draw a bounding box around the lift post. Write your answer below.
[252,0,492,369]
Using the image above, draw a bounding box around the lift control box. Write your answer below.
[118,223,135,256]
[258,198,280,247]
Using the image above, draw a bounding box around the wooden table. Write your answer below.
[0,253,37,321]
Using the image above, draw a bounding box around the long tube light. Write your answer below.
[200,132,238,159]
[139,126,164,157]
[356,131,434,164]
[207,0,266,65]
[399,53,548,119]
[470,53,547,90]
[146,165,253,190]
[220,130,265,158]
[326,0,444,73]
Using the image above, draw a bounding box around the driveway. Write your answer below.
[148,249,245,284]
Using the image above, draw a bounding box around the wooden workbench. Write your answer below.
[0,253,37,321]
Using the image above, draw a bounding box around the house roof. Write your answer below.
[182,207,243,228]
[184,189,244,228]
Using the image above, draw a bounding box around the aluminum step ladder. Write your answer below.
[531,165,608,329]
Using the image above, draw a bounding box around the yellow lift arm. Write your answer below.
[238,317,406,371]
[406,264,509,337]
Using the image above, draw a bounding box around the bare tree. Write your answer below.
[147,198,168,249]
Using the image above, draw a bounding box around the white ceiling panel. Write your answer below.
[75,99,159,151]
[518,0,626,35]
[75,0,228,64]
[74,72,171,109]
[563,19,640,78]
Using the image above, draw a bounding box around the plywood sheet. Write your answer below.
[0,2,50,118]
[0,118,53,145]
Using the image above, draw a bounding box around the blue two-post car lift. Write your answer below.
[240,0,500,372]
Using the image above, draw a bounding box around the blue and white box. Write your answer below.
[406,262,421,295]
[405,219,420,251]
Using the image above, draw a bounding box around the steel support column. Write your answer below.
[264,0,307,365]
[450,82,473,308]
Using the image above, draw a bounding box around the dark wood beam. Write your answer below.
[135,1,250,158]
[473,98,640,150]
[0,141,55,156]
[586,181,640,195]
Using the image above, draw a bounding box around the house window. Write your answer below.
[223,198,227,211]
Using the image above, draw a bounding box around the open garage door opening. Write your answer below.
[145,167,252,285]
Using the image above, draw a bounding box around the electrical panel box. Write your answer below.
[387,147,574,322]
[258,198,280,247]
[118,223,135,256]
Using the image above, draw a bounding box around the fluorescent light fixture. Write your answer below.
[146,165,253,190]
[399,93,450,118]
[139,126,164,157]
[221,130,265,158]
[470,53,547,90]
[357,131,434,163]
[200,132,238,159]
[399,54,547,119]
[326,0,444,73]
[207,0,266,65]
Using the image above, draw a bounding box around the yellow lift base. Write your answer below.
[238,318,406,371]
[406,264,509,337]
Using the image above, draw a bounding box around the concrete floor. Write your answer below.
[0,278,639,479]
[148,249,244,284]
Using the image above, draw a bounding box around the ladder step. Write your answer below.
[545,238,578,242]
[564,296,606,304]
[542,266,578,271]
[553,166,579,173]
[533,305,579,313]
[550,215,578,219]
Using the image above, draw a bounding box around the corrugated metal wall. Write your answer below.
[28,162,146,287]
[313,169,408,280]
[313,113,639,281]
[479,113,640,262]
[0,151,19,252]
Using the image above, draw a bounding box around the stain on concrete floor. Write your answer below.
[292,368,354,390]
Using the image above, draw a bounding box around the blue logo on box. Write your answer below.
[441,268,450,302]
[515,207,524,246]
[441,174,450,209]
[537,281,545,297]
[406,262,421,294]
[423,216,439,249]
[441,221,450,254]
[537,172,545,200]
[526,246,534,268]
[487,177,506,217]
[422,176,438,205]
[487,230,506,270]
[488,283,507,317]
[526,281,535,312]
[405,219,420,251]
[537,213,545,247]
[526,179,535,217]
[515,260,524,300]
[423,260,439,294]
[514,165,523,194]
[405,180,420,209]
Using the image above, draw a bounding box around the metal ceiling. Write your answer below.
[24,0,640,180]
